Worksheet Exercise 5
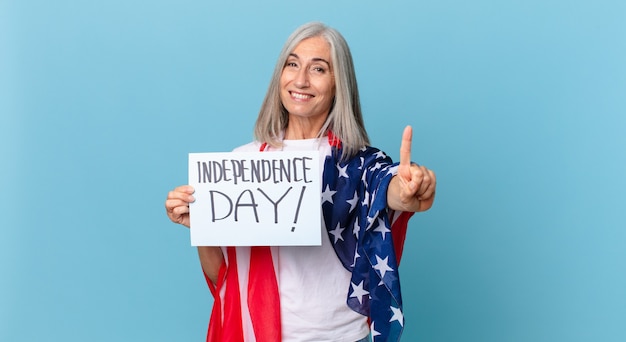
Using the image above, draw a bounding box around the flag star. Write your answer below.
[321,185,336,204]
[386,165,398,176]
[370,321,381,340]
[352,217,361,238]
[351,249,360,267]
[329,223,345,243]
[361,170,369,187]
[371,188,378,203]
[346,191,359,212]
[371,162,383,171]
[373,255,394,279]
[389,306,404,327]
[350,280,369,305]
[361,190,369,207]
[337,164,349,178]
[373,218,390,240]
[358,157,364,169]
[375,150,386,159]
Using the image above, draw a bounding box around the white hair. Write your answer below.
[254,22,369,159]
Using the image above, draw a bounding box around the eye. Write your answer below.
[312,66,326,73]
[285,61,298,68]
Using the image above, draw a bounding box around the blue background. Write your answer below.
[2,0,625,341]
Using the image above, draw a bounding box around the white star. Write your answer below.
[349,280,369,305]
[337,164,349,178]
[373,255,394,279]
[361,170,369,187]
[370,321,381,340]
[375,150,386,159]
[371,188,378,203]
[371,162,383,171]
[361,190,369,207]
[329,223,345,243]
[389,306,404,327]
[373,218,390,240]
[358,157,364,169]
[321,185,336,204]
[351,248,360,267]
[387,165,398,176]
[352,217,361,238]
[346,191,359,212]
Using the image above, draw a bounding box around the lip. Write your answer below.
[289,91,314,101]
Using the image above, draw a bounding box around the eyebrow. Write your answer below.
[288,53,331,66]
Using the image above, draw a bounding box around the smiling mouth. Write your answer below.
[290,91,313,100]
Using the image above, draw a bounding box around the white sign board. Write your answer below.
[188,151,321,246]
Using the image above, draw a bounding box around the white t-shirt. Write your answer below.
[233,138,369,342]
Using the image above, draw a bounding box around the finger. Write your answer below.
[171,204,190,216]
[406,163,424,195]
[416,166,430,195]
[167,188,196,202]
[418,169,436,200]
[399,126,413,170]
[174,185,195,194]
[165,197,189,208]
[165,197,194,216]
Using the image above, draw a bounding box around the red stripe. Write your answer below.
[327,131,342,148]
[391,211,413,265]
[206,247,244,342]
[248,246,282,341]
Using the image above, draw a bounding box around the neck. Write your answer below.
[283,115,327,140]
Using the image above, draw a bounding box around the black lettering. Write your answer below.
[279,159,291,182]
[211,161,223,182]
[302,156,313,183]
[239,159,250,183]
[250,160,261,183]
[221,159,231,182]
[292,158,303,182]
[293,186,306,223]
[257,187,292,224]
[271,159,281,183]
[261,160,272,183]
[231,159,242,185]
[209,190,232,222]
[234,189,259,222]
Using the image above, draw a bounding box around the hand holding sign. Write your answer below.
[165,185,195,228]
[389,125,436,212]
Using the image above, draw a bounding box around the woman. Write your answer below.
[165,22,436,342]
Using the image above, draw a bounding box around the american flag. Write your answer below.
[322,138,413,342]
[204,136,413,342]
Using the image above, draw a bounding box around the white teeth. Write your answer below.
[292,92,312,100]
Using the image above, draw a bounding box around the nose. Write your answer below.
[294,67,309,88]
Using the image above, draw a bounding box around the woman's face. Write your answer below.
[280,36,335,123]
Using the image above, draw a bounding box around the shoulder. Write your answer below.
[232,141,263,152]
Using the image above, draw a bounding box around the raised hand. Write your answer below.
[165,185,195,228]
[389,126,436,212]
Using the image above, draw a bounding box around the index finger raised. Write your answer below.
[400,125,413,169]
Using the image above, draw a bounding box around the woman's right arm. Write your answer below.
[165,185,224,285]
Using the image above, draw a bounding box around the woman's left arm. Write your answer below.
[387,126,437,212]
